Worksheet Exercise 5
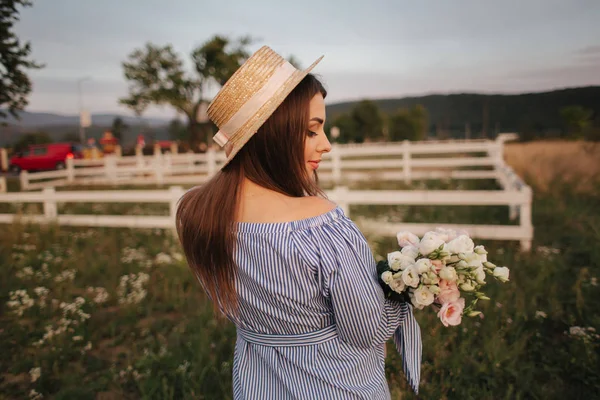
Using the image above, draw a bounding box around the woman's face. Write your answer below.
[304,92,331,178]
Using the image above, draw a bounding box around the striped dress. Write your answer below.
[224,206,421,399]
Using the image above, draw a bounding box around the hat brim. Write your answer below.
[217,56,324,170]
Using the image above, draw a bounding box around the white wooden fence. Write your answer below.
[0,184,533,250]
[0,176,6,193]
[1,134,534,250]
[17,134,518,191]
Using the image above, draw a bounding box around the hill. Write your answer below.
[326,86,600,137]
[0,110,168,127]
[1,86,598,146]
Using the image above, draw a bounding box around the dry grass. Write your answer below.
[504,140,600,193]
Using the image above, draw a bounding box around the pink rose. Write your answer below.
[431,260,443,274]
[437,298,465,327]
[437,279,460,304]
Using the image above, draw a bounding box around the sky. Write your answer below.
[14,0,600,119]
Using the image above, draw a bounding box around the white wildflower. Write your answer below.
[155,252,172,265]
[177,360,191,374]
[54,269,76,283]
[29,367,41,383]
[87,287,109,304]
[7,290,35,316]
[117,273,150,305]
[535,311,547,319]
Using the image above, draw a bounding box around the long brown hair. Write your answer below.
[176,74,327,316]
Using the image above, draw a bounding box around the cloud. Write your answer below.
[577,45,600,55]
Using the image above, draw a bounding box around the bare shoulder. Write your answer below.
[292,196,338,220]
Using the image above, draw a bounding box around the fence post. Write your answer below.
[519,186,533,252]
[187,152,194,174]
[0,148,7,172]
[104,155,118,184]
[164,153,172,177]
[42,187,57,220]
[19,171,28,191]
[169,186,185,235]
[170,142,178,154]
[403,140,412,184]
[0,176,6,193]
[207,148,216,177]
[136,146,144,168]
[329,186,350,216]
[154,143,161,156]
[115,145,122,157]
[66,157,75,183]
[331,145,341,184]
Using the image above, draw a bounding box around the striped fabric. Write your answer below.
[223,206,422,399]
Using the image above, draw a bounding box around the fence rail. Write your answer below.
[0,182,533,250]
[16,134,519,190]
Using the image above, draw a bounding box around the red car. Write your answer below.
[9,143,84,173]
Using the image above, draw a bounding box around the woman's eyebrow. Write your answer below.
[309,117,324,124]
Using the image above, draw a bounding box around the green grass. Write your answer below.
[1,179,599,399]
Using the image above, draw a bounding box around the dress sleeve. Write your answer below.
[292,214,408,349]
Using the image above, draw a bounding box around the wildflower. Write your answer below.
[86,287,109,304]
[29,367,41,383]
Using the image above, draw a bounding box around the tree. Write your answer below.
[111,117,129,142]
[331,114,361,144]
[168,118,188,141]
[119,35,252,150]
[13,132,52,152]
[351,100,384,141]
[388,105,429,141]
[559,105,593,139]
[61,132,81,143]
[0,0,43,119]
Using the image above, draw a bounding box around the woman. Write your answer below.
[177,46,421,399]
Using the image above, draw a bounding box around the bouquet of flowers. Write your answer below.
[377,228,510,327]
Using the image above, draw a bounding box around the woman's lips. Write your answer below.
[308,160,320,170]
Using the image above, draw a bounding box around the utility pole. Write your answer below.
[77,77,92,143]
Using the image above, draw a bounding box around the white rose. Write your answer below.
[463,252,483,269]
[401,266,420,288]
[439,266,458,282]
[387,251,415,271]
[460,280,476,292]
[396,231,420,248]
[478,253,488,263]
[435,227,458,243]
[389,273,406,293]
[415,258,432,274]
[473,266,486,284]
[401,245,419,259]
[413,286,435,307]
[381,271,393,284]
[418,235,445,256]
[408,291,426,309]
[446,235,475,255]
[493,267,510,282]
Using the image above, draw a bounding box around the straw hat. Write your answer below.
[207,45,323,169]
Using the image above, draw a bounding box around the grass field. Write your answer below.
[1,140,599,399]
